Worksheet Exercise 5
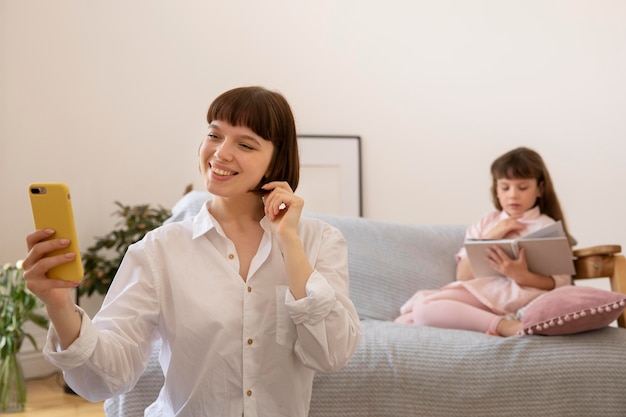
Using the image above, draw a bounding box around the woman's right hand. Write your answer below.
[23,229,81,310]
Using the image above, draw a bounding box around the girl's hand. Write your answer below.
[261,181,304,237]
[485,245,529,280]
[486,247,555,289]
[483,218,526,240]
[22,229,81,310]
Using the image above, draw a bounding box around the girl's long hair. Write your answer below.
[490,147,575,245]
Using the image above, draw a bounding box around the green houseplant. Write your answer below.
[0,261,49,412]
[80,201,171,297]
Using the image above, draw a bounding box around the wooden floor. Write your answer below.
[2,373,105,417]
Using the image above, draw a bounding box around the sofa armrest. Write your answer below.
[573,244,626,327]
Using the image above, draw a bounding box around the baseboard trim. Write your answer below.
[18,350,59,379]
[16,294,104,380]
[17,351,60,379]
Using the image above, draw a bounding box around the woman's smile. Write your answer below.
[210,164,237,177]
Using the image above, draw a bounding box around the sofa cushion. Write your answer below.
[306,213,466,321]
[520,285,626,335]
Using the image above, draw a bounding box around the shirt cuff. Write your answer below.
[43,306,98,370]
[285,272,336,325]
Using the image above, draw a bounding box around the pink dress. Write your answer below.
[395,207,572,333]
[451,206,571,315]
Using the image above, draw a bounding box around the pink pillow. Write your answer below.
[520,285,626,336]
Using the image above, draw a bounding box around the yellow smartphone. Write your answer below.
[28,182,84,282]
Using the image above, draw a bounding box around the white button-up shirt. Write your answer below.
[44,202,361,417]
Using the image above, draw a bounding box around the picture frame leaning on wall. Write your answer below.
[297,135,362,217]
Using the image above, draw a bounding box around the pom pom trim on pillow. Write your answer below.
[519,285,626,336]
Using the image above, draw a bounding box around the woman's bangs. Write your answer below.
[208,93,273,140]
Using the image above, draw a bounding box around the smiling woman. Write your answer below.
[202,86,300,198]
[21,86,361,417]
[201,120,275,200]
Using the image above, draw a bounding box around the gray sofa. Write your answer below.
[104,204,626,416]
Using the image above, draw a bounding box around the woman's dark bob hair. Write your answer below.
[206,86,299,193]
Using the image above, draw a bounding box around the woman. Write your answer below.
[23,86,361,416]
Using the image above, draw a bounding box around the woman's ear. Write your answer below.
[537,181,545,197]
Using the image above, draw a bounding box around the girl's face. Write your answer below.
[495,177,542,218]
[199,120,274,198]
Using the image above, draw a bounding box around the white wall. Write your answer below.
[2,0,626,268]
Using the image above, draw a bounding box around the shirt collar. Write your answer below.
[191,199,271,239]
[192,200,216,239]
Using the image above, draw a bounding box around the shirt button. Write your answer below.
[247,338,253,345]
[228,253,235,260]
[246,390,252,397]
[247,286,252,293]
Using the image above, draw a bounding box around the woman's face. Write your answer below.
[495,177,542,218]
[199,120,274,198]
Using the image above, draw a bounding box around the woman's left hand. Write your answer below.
[261,181,304,236]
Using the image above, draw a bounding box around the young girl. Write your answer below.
[394,147,574,337]
[22,86,361,416]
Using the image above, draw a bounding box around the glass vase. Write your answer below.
[0,352,26,413]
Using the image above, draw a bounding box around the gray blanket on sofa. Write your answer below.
[311,321,625,416]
